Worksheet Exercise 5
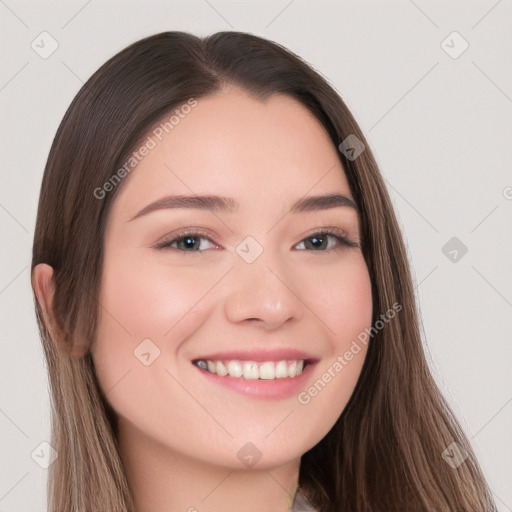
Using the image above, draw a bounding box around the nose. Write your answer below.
[223,250,305,330]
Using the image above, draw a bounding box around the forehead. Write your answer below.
[110,86,353,220]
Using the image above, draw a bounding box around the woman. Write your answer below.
[31,31,497,512]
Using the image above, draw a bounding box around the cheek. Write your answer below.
[97,249,225,346]
[91,251,226,450]
[302,253,373,340]
[91,251,217,399]
[293,255,373,429]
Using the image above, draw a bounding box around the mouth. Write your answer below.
[190,349,319,399]
[192,358,310,380]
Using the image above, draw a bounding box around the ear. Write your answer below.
[32,263,60,341]
[33,263,55,317]
[32,263,89,357]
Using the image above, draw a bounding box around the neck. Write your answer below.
[118,416,300,512]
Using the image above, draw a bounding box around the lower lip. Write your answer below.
[193,362,316,400]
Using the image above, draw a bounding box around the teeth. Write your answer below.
[275,361,288,378]
[243,362,259,380]
[195,359,306,380]
[216,361,228,376]
[227,360,242,378]
[259,362,275,380]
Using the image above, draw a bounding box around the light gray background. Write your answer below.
[1,0,511,510]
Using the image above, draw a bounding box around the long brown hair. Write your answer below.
[31,31,497,511]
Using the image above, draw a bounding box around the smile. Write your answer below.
[193,359,306,380]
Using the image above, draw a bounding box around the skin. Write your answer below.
[33,85,373,512]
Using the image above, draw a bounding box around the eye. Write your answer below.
[294,228,359,251]
[154,230,219,252]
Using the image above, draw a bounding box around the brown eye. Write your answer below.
[155,231,219,252]
[294,229,358,251]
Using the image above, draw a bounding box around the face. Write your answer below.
[91,85,373,470]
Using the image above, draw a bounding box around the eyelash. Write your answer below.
[154,228,359,252]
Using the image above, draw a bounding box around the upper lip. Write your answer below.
[192,348,319,363]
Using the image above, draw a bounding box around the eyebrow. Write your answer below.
[127,192,358,222]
